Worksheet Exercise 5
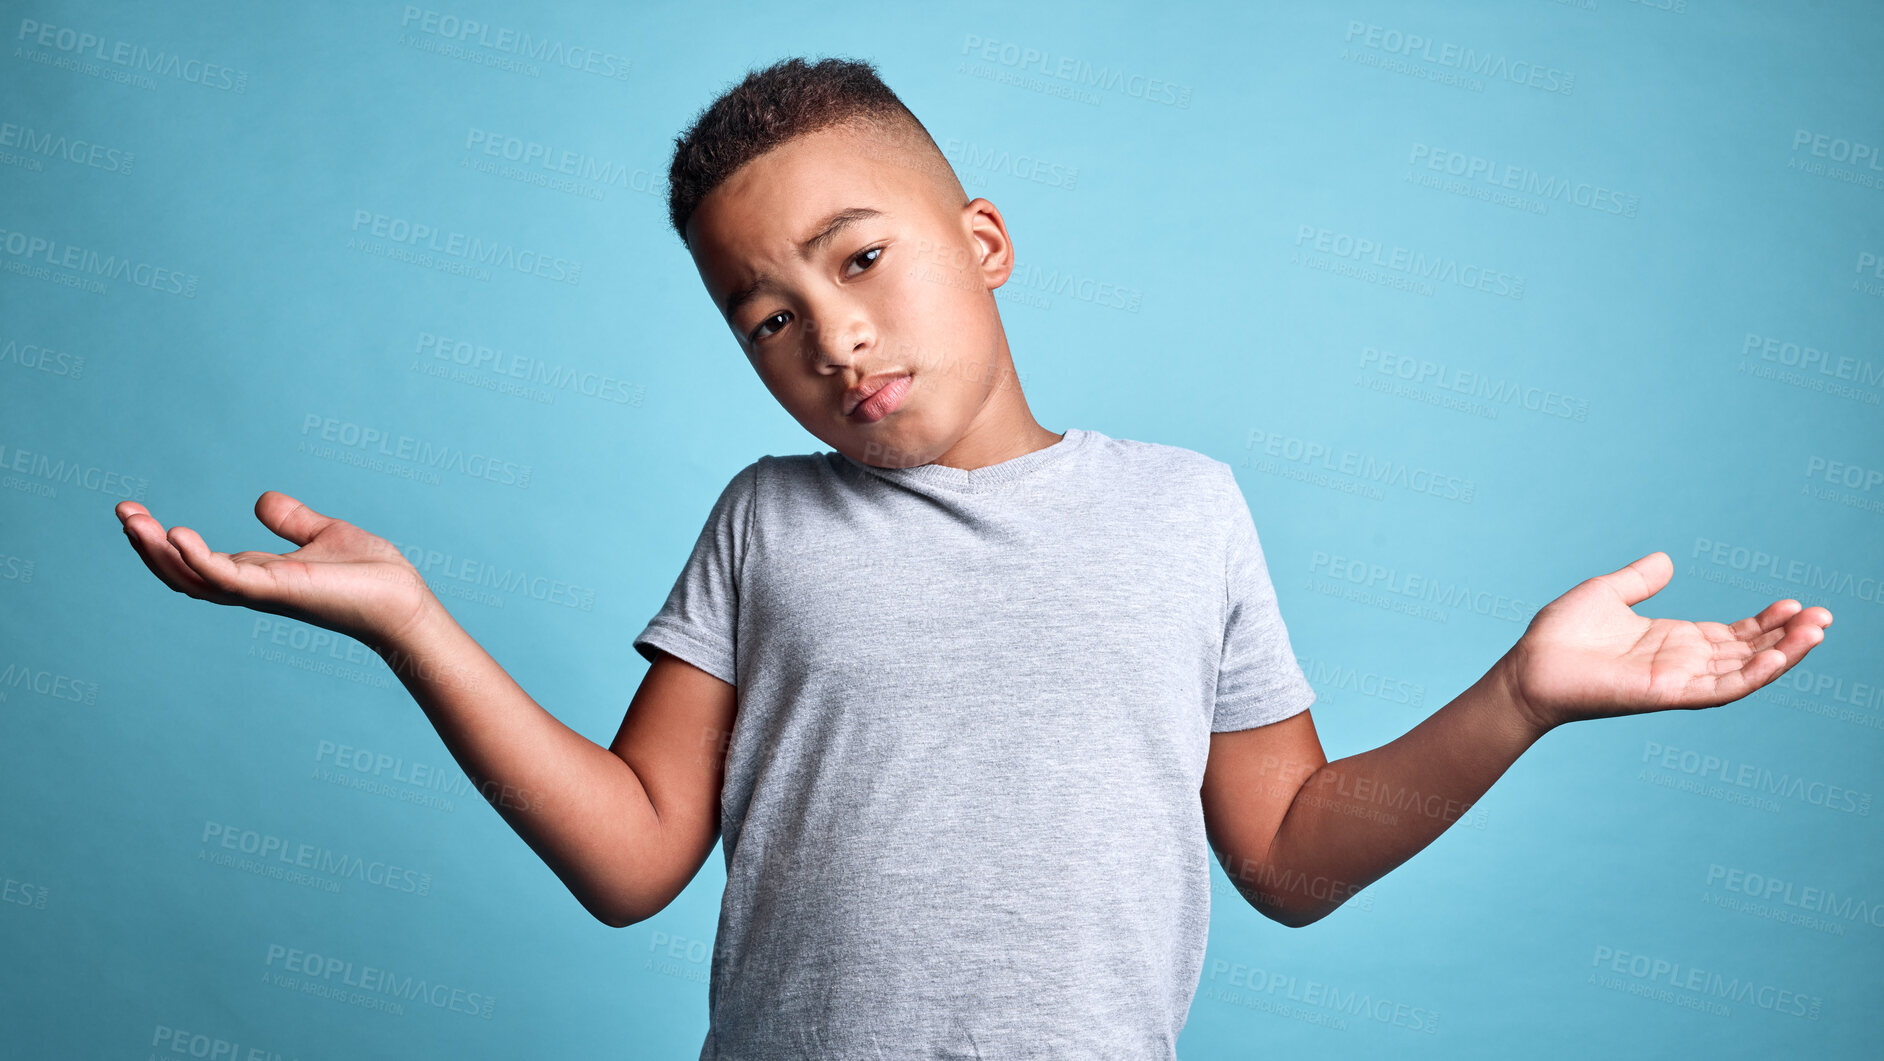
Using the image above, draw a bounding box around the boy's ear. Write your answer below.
[962,198,1013,282]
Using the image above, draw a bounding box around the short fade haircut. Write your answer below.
[665,55,964,248]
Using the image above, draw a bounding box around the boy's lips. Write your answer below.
[843,371,912,417]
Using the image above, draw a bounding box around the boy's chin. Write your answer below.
[827,424,938,470]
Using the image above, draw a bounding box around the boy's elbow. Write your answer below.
[1262,904,1331,929]
[583,888,655,929]
[585,898,632,929]
[594,904,654,930]
[1225,873,1337,927]
[1253,895,1338,928]
[592,903,633,929]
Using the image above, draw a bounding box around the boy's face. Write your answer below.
[684,121,1019,469]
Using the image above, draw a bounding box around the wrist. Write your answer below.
[370,593,479,692]
[1494,644,1556,741]
[370,589,454,659]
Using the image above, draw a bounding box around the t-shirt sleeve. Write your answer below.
[630,460,759,687]
[1212,469,1316,732]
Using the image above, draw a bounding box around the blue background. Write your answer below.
[3,0,1881,1056]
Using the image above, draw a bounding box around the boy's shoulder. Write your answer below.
[1082,431,1242,504]
[1095,432,1233,476]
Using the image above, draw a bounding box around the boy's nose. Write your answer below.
[802,317,875,369]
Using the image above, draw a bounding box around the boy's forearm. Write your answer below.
[369,595,666,927]
[1254,650,1548,926]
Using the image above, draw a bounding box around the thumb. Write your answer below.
[1592,550,1672,607]
[254,490,335,547]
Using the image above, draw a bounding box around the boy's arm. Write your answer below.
[380,600,734,928]
[117,492,733,929]
[1201,652,1538,926]
[1202,551,1833,927]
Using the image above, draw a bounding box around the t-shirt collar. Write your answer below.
[838,427,1091,492]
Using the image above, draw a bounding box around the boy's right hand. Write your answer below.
[116,489,438,650]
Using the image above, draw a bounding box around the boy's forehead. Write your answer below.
[688,123,951,306]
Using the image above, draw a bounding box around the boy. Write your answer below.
[117,56,1833,1059]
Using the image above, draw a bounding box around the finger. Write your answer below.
[1712,618,1827,701]
[122,513,217,597]
[166,525,274,602]
[1778,612,1831,655]
[1595,550,1672,607]
[1736,604,1834,653]
[255,490,336,548]
[1710,606,1823,670]
[123,516,194,592]
[1741,623,1789,657]
[1704,627,1786,676]
[1686,620,1753,673]
[1725,599,1803,640]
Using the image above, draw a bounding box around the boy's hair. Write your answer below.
[665,55,963,247]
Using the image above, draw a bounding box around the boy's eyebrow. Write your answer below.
[723,206,885,320]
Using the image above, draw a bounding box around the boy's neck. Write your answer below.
[926,415,1065,472]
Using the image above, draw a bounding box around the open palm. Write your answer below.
[1507,551,1833,732]
[116,489,433,648]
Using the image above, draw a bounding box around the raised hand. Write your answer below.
[1503,551,1833,733]
[116,490,437,649]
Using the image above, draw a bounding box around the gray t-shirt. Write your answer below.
[633,426,1315,1060]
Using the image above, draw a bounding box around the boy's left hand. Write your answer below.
[1501,550,1833,734]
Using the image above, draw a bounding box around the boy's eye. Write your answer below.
[746,246,886,345]
[748,311,790,345]
[847,245,884,274]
